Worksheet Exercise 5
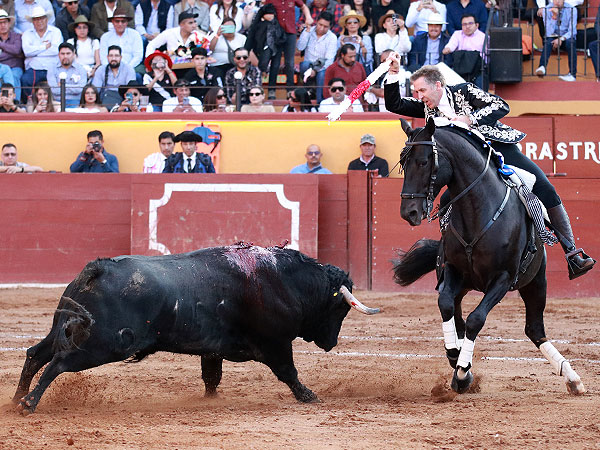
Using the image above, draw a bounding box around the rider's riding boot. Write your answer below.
[547,204,596,280]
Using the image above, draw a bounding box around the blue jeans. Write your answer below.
[10,67,23,101]
[20,69,47,103]
[589,40,599,79]
[270,32,296,90]
[540,38,577,76]
[299,60,326,102]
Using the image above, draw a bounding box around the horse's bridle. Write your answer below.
[400,137,439,222]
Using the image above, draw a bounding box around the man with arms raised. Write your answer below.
[383,57,595,279]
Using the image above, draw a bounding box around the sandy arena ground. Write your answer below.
[1,287,600,449]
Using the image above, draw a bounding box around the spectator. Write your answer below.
[446,0,488,35]
[92,45,136,106]
[587,5,599,81]
[70,83,109,112]
[342,0,373,36]
[240,85,275,112]
[372,0,410,34]
[202,85,230,111]
[0,9,24,101]
[263,0,314,93]
[162,78,202,112]
[368,49,410,112]
[55,0,90,41]
[298,0,345,36]
[224,47,261,105]
[163,130,216,173]
[290,144,332,174]
[26,80,60,112]
[47,42,88,106]
[405,0,447,36]
[145,11,199,56]
[135,0,174,45]
[244,3,284,100]
[323,43,366,100]
[70,129,119,172]
[113,79,147,112]
[407,13,451,72]
[21,6,63,101]
[535,0,577,82]
[143,130,175,173]
[67,15,100,79]
[208,17,246,81]
[282,87,316,112]
[0,1,14,25]
[143,50,176,111]
[319,77,363,112]
[338,10,373,74]
[209,0,254,34]
[90,0,135,39]
[0,61,14,84]
[169,0,210,32]
[442,14,485,87]
[15,0,55,34]
[297,11,337,103]
[99,8,143,69]
[0,142,43,172]
[183,47,218,103]
[0,82,25,112]
[347,133,389,177]
[374,12,411,58]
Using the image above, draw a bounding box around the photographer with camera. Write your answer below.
[143,50,177,112]
[0,83,25,112]
[69,129,119,172]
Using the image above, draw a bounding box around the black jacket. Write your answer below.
[348,156,389,177]
[163,152,216,173]
[407,32,452,73]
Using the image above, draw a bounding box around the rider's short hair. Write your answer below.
[410,65,446,87]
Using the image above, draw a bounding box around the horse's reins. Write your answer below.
[400,137,439,222]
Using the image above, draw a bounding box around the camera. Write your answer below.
[182,97,190,105]
[92,142,102,152]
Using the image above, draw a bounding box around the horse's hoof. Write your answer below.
[451,368,473,394]
[566,379,586,395]
[446,348,460,369]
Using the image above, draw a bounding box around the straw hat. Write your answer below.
[25,6,52,21]
[0,9,14,21]
[426,13,447,25]
[144,50,173,72]
[68,15,96,33]
[339,10,367,29]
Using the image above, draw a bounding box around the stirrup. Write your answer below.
[566,248,596,280]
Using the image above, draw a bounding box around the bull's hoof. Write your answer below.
[566,379,586,395]
[451,368,473,394]
[204,389,218,398]
[445,348,460,369]
[16,397,35,416]
[295,388,320,403]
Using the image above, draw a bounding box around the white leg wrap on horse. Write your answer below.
[442,318,459,349]
[539,341,567,376]
[456,338,475,370]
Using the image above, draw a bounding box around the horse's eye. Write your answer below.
[418,159,429,167]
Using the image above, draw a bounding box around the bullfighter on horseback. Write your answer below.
[383,55,595,280]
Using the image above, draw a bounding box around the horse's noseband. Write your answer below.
[400,138,439,222]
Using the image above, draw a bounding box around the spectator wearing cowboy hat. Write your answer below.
[145,10,199,56]
[20,6,63,101]
[162,78,203,113]
[405,0,447,36]
[371,0,410,34]
[338,10,373,74]
[0,9,25,101]
[374,11,411,58]
[90,0,135,39]
[67,15,100,78]
[407,12,452,72]
[55,0,91,41]
[163,130,216,174]
[99,7,143,69]
[143,49,176,111]
[112,79,148,112]
[14,0,55,34]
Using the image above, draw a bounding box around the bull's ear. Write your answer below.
[425,116,436,136]
[399,118,413,137]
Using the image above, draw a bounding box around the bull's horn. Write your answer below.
[339,286,381,315]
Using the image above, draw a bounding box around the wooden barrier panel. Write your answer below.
[316,175,349,270]
[553,116,600,178]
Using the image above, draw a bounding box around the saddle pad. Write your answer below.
[506,165,549,222]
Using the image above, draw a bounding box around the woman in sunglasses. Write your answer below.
[240,85,275,112]
[281,87,316,112]
[203,86,234,112]
[338,10,373,74]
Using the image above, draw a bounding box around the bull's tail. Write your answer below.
[392,239,440,286]
[52,296,95,353]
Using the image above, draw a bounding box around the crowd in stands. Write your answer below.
[0,0,598,114]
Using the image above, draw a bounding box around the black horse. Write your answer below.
[393,118,585,395]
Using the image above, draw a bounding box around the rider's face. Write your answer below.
[412,77,444,109]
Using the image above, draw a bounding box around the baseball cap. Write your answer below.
[360,134,376,145]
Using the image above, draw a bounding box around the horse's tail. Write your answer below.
[392,239,440,286]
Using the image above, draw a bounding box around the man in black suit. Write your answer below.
[163,131,216,174]
[407,12,452,73]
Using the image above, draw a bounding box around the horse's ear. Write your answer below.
[425,117,436,136]
[399,118,413,136]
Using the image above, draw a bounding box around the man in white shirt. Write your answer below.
[14,0,55,34]
[162,79,203,112]
[135,0,174,44]
[21,6,63,101]
[319,77,364,113]
[99,7,143,68]
[405,0,447,36]
[143,130,175,173]
[145,11,199,56]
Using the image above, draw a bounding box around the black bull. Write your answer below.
[13,244,379,414]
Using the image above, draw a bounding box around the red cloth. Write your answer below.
[323,59,367,99]
[265,0,305,34]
